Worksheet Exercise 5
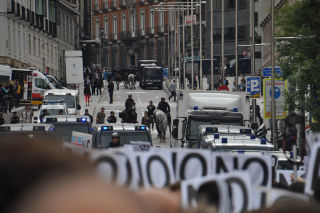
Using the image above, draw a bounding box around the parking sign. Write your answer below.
[246,76,261,98]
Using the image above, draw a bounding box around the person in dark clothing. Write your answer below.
[84,109,93,124]
[147,101,156,130]
[0,84,7,113]
[125,94,135,112]
[0,112,5,125]
[158,97,171,128]
[109,132,122,148]
[141,111,151,128]
[91,78,96,95]
[84,77,91,107]
[107,111,117,123]
[10,112,19,124]
[157,97,170,114]
[7,82,14,113]
[97,77,103,95]
[108,79,114,104]
[40,109,48,123]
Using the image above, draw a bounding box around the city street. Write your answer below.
[82,82,176,147]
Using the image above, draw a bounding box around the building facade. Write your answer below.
[0,0,80,80]
[91,0,174,69]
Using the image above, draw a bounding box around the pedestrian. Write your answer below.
[0,112,4,125]
[168,80,177,101]
[97,75,103,95]
[141,111,151,128]
[108,79,114,104]
[84,109,93,124]
[96,107,106,124]
[40,109,48,123]
[147,101,156,130]
[21,106,33,123]
[84,79,91,107]
[10,111,19,124]
[7,81,14,112]
[0,83,6,113]
[109,132,122,148]
[91,78,96,95]
[15,81,21,107]
[107,111,117,123]
[232,80,237,92]
[224,77,229,87]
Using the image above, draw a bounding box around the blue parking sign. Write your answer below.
[246,76,261,98]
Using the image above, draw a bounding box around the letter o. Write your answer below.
[146,156,170,187]
[180,153,208,180]
[94,156,118,182]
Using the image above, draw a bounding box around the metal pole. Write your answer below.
[191,0,194,90]
[210,0,214,91]
[271,0,276,145]
[199,1,203,90]
[168,13,170,79]
[183,8,186,90]
[251,0,257,124]
[178,10,181,90]
[221,0,225,83]
[174,10,177,86]
[235,0,239,90]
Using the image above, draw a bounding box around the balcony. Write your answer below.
[109,33,118,42]
[93,3,99,14]
[111,0,117,10]
[119,0,126,8]
[101,2,108,12]
[157,26,165,35]
[147,27,155,36]
[137,29,145,37]
[49,21,57,37]
[120,31,127,40]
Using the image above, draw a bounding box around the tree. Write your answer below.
[277,0,320,131]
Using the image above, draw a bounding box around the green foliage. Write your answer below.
[276,0,320,130]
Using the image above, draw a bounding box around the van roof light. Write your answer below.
[221,138,228,143]
[233,108,238,112]
[194,106,199,110]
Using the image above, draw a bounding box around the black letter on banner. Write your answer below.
[94,156,118,182]
[180,153,207,179]
[136,156,144,187]
[146,156,170,187]
[233,157,239,170]
[311,147,320,192]
[242,158,269,186]
[172,152,177,177]
[225,177,248,212]
[216,156,228,174]
[115,152,133,186]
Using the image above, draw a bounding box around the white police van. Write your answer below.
[93,124,152,149]
[0,123,55,142]
[43,89,81,115]
[43,115,92,142]
[32,100,68,123]
[197,125,274,151]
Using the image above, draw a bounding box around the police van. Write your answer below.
[32,100,68,123]
[43,89,81,115]
[0,123,55,142]
[197,125,274,151]
[93,124,152,149]
[44,115,92,142]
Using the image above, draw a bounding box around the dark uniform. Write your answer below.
[107,115,117,123]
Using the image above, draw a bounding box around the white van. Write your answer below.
[43,89,81,115]
[0,65,55,105]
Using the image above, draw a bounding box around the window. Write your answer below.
[130,11,136,34]
[104,0,108,9]
[35,78,49,89]
[49,0,56,23]
[113,16,118,38]
[122,13,126,32]
[104,17,108,38]
[140,11,145,31]
[254,12,258,27]
[95,18,100,39]
[150,10,154,30]
[159,11,164,28]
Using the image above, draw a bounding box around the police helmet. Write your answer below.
[112,132,120,139]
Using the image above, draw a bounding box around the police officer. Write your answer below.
[10,112,20,124]
[157,97,171,126]
[125,94,135,112]
[109,132,122,148]
[84,109,93,124]
[107,111,117,123]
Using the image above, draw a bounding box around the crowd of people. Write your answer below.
[0,80,22,114]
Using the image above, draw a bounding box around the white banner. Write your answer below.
[181,172,253,213]
[305,143,320,195]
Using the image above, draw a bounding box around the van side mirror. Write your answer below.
[172,119,179,139]
[77,104,81,110]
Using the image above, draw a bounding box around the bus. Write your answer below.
[0,65,55,105]
[139,66,163,89]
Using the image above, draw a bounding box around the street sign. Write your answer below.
[246,76,261,98]
[263,79,288,119]
[185,15,196,24]
[262,67,282,77]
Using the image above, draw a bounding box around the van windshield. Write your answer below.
[44,95,75,108]
[145,68,162,78]
[96,132,150,148]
